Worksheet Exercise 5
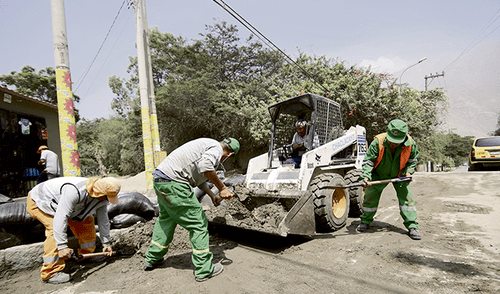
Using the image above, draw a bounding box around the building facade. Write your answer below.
[0,86,61,198]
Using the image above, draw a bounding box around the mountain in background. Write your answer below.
[439,40,500,138]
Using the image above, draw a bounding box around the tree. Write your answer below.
[76,118,103,176]
[0,65,81,120]
[76,114,144,176]
[493,113,500,136]
[443,133,474,167]
[107,20,447,173]
[111,21,285,157]
[266,53,447,146]
[417,132,474,170]
[108,75,135,118]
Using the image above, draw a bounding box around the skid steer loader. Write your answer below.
[205,93,368,236]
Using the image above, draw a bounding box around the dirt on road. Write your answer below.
[1,171,499,294]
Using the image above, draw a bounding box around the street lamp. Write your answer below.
[399,57,427,93]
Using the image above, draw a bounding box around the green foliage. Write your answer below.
[76,115,144,176]
[444,133,474,166]
[493,114,500,136]
[0,66,58,103]
[112,22,285,156]
[418,132,474,168]
[266,54,447,155]
[0,65,81,120]
[108,75,135,117]
[104,20,448,173]
[4,21,452,175]
[76,118,102,176]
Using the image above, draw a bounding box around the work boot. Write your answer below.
[408,228,422,240]
[44,272,71,284]
[195,262,224,282]
[357,222,369,232]
[143,257,165,271]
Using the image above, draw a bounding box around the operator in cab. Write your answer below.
[284,119,320,168]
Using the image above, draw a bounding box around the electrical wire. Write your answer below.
[442,8,500,73]
[212,0,330,94]
[74,0,131,93]
[79,5,134,100]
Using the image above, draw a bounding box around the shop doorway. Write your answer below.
[1,108,48,198]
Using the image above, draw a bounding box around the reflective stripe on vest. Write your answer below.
[373,133,413,177]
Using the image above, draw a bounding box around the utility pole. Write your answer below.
[399,57,427,94]
[134,0,155,196]
[425,71,445,91]
[140,0,163,164]
[50,0,80,177]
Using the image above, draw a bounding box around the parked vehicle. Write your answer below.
[468,136,500,171]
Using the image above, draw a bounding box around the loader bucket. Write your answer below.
[204,185,315,237]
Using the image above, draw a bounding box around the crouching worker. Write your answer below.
[26,177,121,284]
[144,137,240,282]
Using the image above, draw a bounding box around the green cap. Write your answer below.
[223,138,240,161]
[387,119,408,144]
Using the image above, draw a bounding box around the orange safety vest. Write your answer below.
[373,133,413,176]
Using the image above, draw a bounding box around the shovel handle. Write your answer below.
[327,176,413,189]
[369,176,412,185]
[71,251,117,261]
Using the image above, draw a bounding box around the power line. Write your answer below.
[79,5,134,100]
[74,0,131,93]
[212,0,330,94]
[442,8,500,73]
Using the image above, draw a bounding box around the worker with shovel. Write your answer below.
[357,119,421,240]
[144,138,239,282]
[26,177,121,284]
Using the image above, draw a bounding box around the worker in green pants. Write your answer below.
[357,119,421,240]
[144,138,240,282]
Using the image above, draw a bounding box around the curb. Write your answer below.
[0,228,130,278]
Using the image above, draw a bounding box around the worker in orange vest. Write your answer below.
[357,119,421,240]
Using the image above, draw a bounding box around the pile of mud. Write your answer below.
[111,217,237,258]
[112,218,192,257]
[204,184,289,234]
[111,184,290,255]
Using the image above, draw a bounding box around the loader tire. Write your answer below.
[345,169,364,217]
[310,173,349,232]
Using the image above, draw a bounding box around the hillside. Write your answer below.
[440,40,500,138]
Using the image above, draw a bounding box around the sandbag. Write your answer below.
[107,192,158,220]
[110,213,147,229]
[0,231,22,249]
[224,175,246,186]
[0,202,37,225]
[0,194,12,204]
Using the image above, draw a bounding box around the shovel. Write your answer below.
[327,176,413,189]
[70,250,123,261]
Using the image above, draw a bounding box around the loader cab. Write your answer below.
[267,93,343,168]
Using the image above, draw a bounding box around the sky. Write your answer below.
[1,0,500,136]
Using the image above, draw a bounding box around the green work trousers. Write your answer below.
[145,180,214,278]
[360,181,419,229]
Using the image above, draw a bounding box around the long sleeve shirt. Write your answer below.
[28,177,112,250]
[361,136,419,181]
